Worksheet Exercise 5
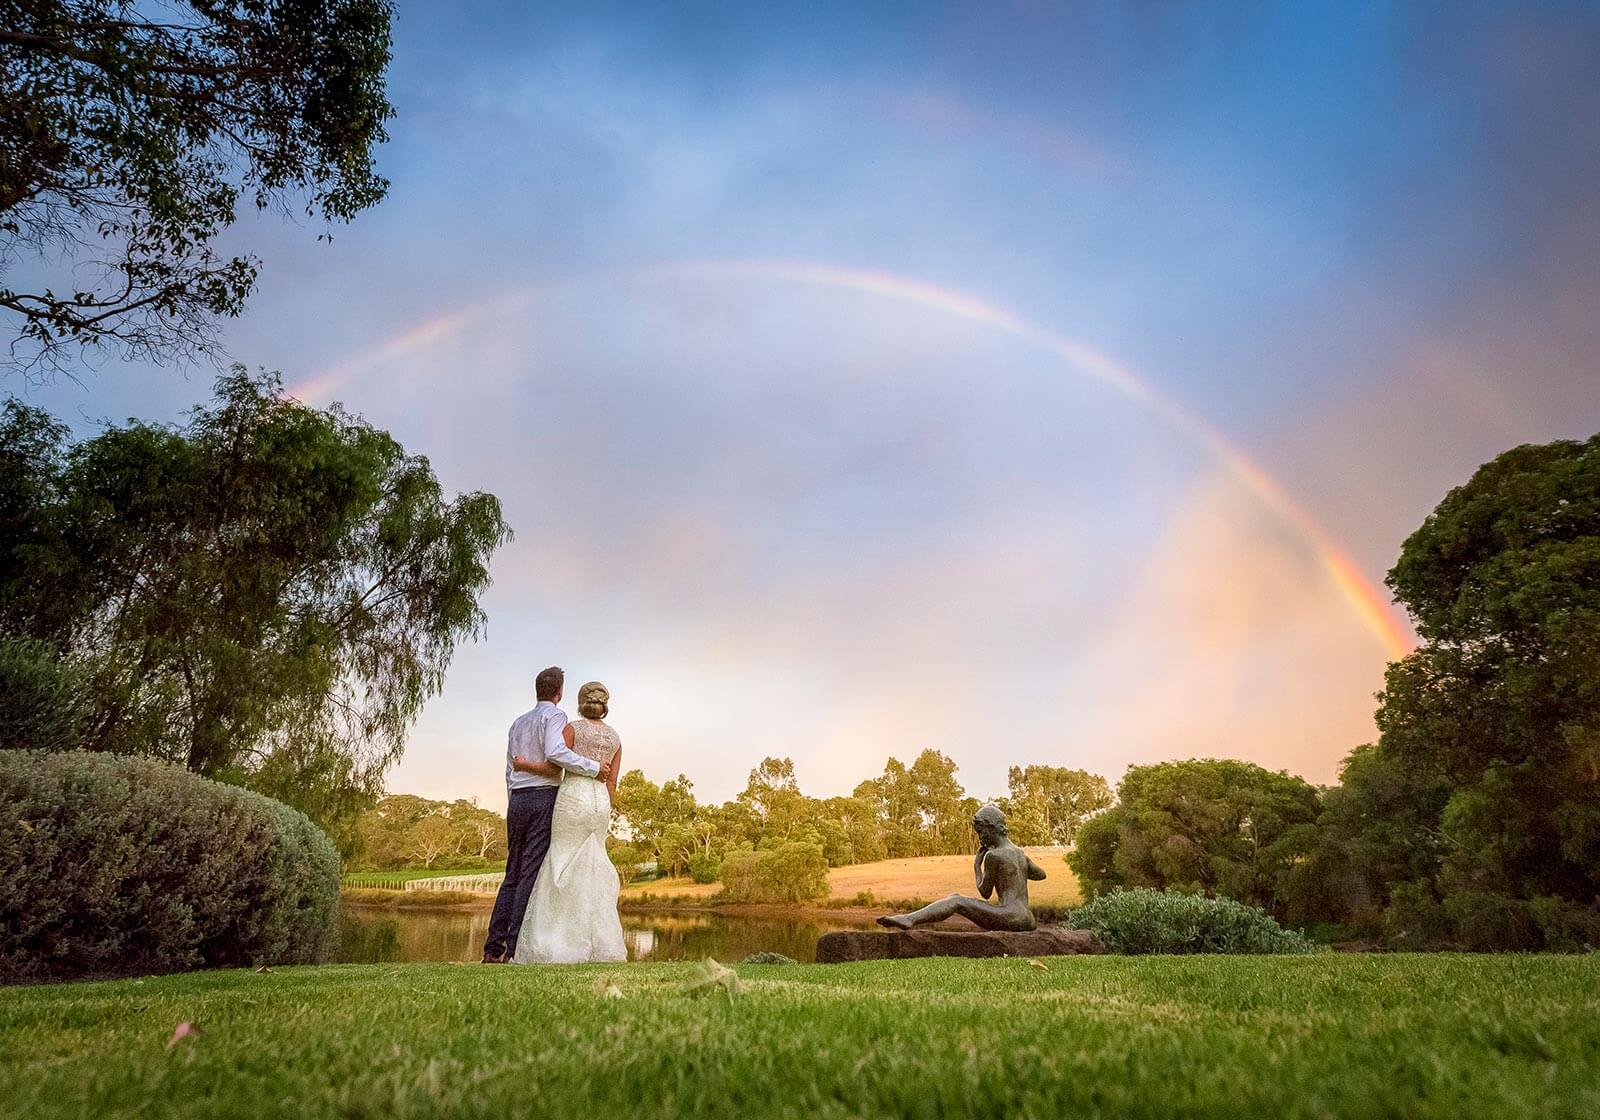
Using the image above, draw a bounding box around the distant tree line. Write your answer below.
[610,753,1109,884]
[346,755,1113,884]
[348,794,508,870]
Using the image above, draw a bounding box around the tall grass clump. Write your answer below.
[1069,887,1320,954]
[0,750,340,981]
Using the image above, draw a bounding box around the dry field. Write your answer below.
[622,848,1080,906]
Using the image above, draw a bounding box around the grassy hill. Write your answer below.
[3,956,1596,1118]
[622,848,1082,907]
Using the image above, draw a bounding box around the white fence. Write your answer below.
[403,873,504,894]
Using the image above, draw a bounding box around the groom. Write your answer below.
[482,665,614,963]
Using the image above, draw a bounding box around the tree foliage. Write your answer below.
[851,749,978,858]
[348,793,507,870]
[1069,759,1322,920]
[0,371,509,837]
[999,764,1111,846]
[1320,435,1600,948]
[593,750,1071,884]
[0,0,394,373]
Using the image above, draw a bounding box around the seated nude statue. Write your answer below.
[877,804,1046,932]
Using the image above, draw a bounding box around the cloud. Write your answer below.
[1050,474,1387,788]
[392,465,1391,809]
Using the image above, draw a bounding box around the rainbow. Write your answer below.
[287,260,1414,658]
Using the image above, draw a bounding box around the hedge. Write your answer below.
[0,750,341,981]
[1068,887,1321,954]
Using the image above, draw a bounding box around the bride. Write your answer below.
[512,680,627,963]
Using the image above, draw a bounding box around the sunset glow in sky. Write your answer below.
[18,2,1600,808]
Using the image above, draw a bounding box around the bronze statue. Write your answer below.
[877,804,1046,932]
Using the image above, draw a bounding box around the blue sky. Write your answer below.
[13,1,1600,807]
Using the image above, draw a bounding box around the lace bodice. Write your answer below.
[570,719,620,766]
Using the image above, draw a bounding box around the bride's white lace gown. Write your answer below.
[513,719,627,963]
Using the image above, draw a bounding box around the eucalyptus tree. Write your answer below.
[1001,764,1112,846]
[0,370,509,831]
[0,0,394,373]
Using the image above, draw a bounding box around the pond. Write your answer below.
[338,905,869,964]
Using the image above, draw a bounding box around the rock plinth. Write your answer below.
[815,927,1102,964]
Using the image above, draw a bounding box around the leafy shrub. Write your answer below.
[741,951,798,965]
[717,840,829,904]
[688,852,719,884]
[1068,888,1320,954]
[0,750,341,981]
[0,637,90,752]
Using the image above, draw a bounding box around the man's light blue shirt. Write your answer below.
[505,700,600,792]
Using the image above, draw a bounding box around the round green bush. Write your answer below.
[687,852,719,884]
[1068,887,1321,954]
[0,750,341,981]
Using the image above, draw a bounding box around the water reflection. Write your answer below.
[338,906,866,964]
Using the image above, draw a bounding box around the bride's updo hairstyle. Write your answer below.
[577,681,609,720]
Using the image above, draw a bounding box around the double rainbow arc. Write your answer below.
[286,259,1413,659]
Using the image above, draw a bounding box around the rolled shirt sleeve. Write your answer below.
[543,711,600,777]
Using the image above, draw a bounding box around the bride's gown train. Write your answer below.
[513,720,626,963]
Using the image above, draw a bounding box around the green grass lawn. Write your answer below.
[2,956,1596,1119]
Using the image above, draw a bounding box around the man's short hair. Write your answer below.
[535,666,564,701]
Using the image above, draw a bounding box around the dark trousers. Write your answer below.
[483,786,560,958]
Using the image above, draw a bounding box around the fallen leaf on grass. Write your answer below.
[1028,959,1048,971]
[165,1022,201,1052]
[255,966,272,974]
[681,958,742,1000]
[593,976,626,1000]
[17,819,33,833]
